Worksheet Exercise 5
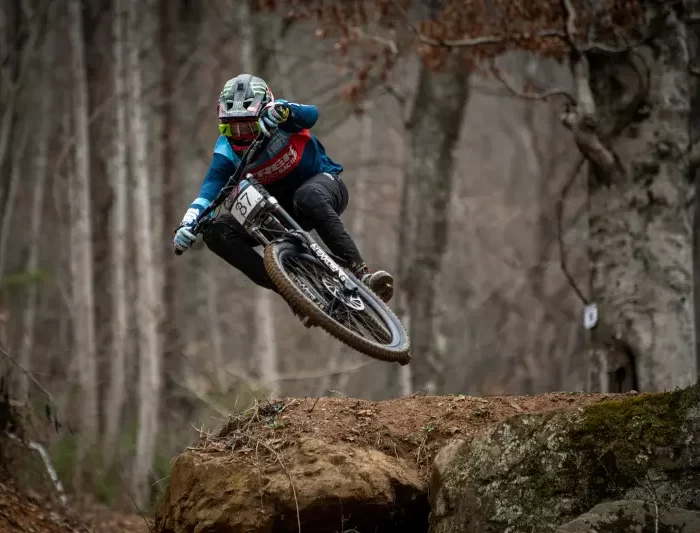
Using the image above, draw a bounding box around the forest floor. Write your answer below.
[0,481,152,533]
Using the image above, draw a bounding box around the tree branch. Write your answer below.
[555,157,589,304]
[558,0,625,182]
[350,26,398,55]
[382,82,407,107]
[0,342,56,405]
[562,55,624,181]
[490,63,576,105]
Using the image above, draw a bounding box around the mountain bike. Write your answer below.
[175,132,411,365]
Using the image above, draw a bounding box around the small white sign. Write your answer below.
[583,303,598,330]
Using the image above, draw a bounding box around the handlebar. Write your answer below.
[174,130,272,256]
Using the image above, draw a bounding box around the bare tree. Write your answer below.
[401,54,470,394]
[18,5,55,402]
[128,0,163,505]
[104,0,129,464]
[68,0,99,485]
[240,0,280,387]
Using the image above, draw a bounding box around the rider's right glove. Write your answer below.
[258,101,289,137]
[173,207,198,253]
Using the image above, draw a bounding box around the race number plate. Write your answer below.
[231,185,264,225]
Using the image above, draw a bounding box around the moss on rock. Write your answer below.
[430,385,700,533]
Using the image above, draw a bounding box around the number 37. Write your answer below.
[235,192,251,217]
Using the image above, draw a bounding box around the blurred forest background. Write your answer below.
[1,0,699,512]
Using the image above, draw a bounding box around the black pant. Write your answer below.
[202,173,363,290]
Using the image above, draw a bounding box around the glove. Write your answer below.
[258,102,289,136]
[173,224,196,253]
[173,207,199,254]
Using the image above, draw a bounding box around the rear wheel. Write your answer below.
[263,239,410,364]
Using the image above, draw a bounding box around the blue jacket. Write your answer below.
[187,100,343,217]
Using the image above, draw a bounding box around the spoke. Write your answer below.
[282,253,394,346]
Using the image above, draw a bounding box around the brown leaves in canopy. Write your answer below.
[415,0,644,66]
[254,0,645,98]
[256,0,645,54]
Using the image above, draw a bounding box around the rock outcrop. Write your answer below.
[430,385,700,533]
[555,500,700,533]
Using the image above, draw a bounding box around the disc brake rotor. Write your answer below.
[322,277,365,311]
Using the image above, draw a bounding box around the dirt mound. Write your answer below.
[156,391,617,533]
[220,393,610,472]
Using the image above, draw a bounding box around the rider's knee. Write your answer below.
[293,186,329,218]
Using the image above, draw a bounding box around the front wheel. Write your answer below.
[263,239,411,364]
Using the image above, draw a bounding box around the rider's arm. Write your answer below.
[187,136,239,218]
[277,99,319,133]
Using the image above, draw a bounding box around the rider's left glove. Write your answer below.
[258,102,289,137]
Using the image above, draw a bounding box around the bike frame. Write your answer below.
[185,131,359,293]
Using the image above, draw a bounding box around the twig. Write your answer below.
[383,83,407,107]
[0,343,56,405]
[490,64,576,105]
[555,157,589,304]
[350,26,398,55]
[308,397,322,413]
[151,476,169,487]
[256,438,301,533]
[114,463,154,533]
[636,474,661,533]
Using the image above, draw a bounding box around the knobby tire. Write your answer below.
[263,239,411,364]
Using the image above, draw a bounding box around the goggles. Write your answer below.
[219,117,260,139]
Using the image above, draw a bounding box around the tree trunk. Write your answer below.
[240,0,280,387]
[68,0,99,485]
[104,0,129,464]
[690,3,700,384]
[393,119,413,398]
[206,274,227,392]
[586,6,695,392]
[158,0,183,401]
[128,0,163,506]
[18,14,54,402]
[402,55,469,394]
[254,289,279,387]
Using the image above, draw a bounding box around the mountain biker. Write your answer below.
[173,73,394,307]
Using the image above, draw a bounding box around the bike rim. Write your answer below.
[280,251,400,348]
